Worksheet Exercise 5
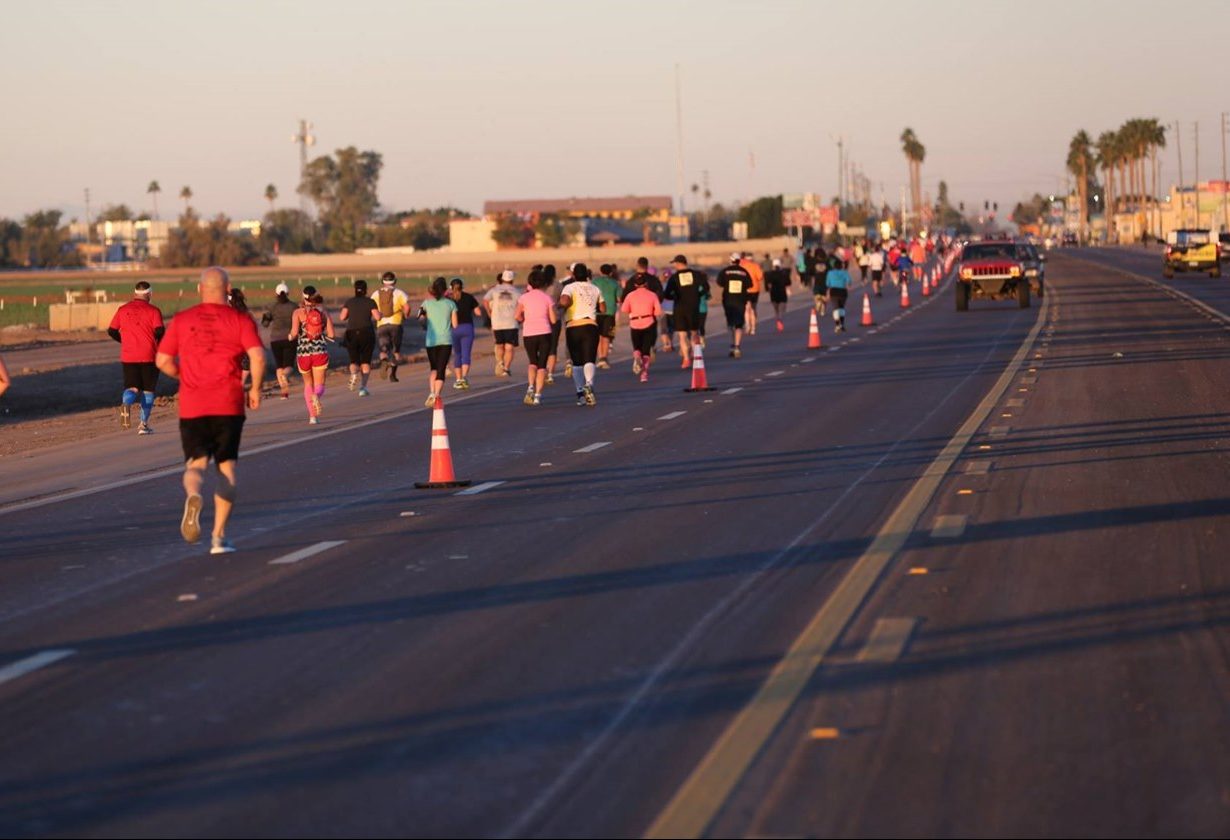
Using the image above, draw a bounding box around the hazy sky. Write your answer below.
[2,0,1226,223]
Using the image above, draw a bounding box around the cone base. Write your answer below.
[684,387,716,393]
[415,480,473,489]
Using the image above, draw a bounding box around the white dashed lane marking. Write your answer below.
[573,441,611,454]
[658,411,687,421]
[455,481,506,496]
[0,650,76,689]
[765,371,784,378]
[721,387,743,395]
[270,540,347,566]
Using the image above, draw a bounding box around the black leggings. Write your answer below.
[426,345,451,379]
[630,326,657,356]
[565,324,600,366]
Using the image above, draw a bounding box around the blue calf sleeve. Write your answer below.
[140,391,155,423]
[122,389,138,406]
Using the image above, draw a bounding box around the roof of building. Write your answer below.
[483,195,673,216]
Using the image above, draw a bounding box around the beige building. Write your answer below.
[449,218,498,253]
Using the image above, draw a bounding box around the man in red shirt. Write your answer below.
[156,267,265,555]
[108,281,165,435]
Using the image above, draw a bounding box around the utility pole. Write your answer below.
[291,119,316,216]
[1194,120,1201,228]
[837,136,844,206]
[1221,112,1228,231]
[674,64,686,216]
[1175,121,1185,226]
[83,187,93,266]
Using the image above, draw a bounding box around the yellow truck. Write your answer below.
[1163,229,1221,278]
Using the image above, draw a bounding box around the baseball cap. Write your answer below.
[567,262,578,273]
[772,258,782,268]
[500,269,515,282]
[730,252,742,262]
[671,254,688,265]
[275,282,289,295]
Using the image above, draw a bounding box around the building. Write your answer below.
[452,195,685,250]
[482,195,673,223]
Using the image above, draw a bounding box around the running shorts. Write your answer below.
[122,361,159,392]
[723,302,746,329]
[630,326,657,356]
[769,288,788,304]
[426,345,452,378]
[524,334,552,368]
[746,292,760,307]
[565,323,600,366]
[179,415,245,464]
[829,288,849,309]
[597,313,616,340]
[377,324,400,360]
[493,328,519,347]
[296,352,329,372]
[270,339,296,369]
[345,328,376,366]
[673,309,699,333]
[871,269,883,283]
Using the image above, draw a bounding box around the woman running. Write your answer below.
[558,263,604,406]
[339,278,379,396]
[447,277,484,390]
[514,268,557,406]
[418,277,458,407]
[260,283,298,399]
[289,286,335,424]
[620,273,663,383]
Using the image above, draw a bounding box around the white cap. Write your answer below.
[500,269,515,282]
[772,258,782,268]
[730,252,742,262]
[275,282,289,295]
[567,262,578,273]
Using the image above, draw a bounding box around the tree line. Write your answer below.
[1065,117,1166,233]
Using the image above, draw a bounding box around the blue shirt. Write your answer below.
[826,268,851,290]
[421,297,456,347]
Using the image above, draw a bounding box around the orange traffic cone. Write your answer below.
[900,278,911,308]
[807,308,822,348]
[921,271,931,297]
[414,397,471,489]
[932,265,940,290]
[860,292,875,327]
[684,340,715,392]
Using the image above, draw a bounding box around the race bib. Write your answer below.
[728,279,744,294]
[679,273,694,287]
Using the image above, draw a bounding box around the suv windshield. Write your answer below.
[963,243,1018,261]
[1173,230,1211,246]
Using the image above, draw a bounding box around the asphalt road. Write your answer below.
[1,251,1227,837]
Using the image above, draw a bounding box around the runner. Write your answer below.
[289,286,335,424]
[0,352,9,400]
[107,280,165,435]
[765,258,791,330]
[716,253,753,358]
[739,251,764,336]
[417,277,458,406]
[909,237,927,283]
[542,264,562,385]
[484,269,521,377]
[620,272,662,382]
[515,267,558,406]
[593,264,621,369]
[856,240,870,284]
[868,244,886,297]
[260,283,298,399]
[558,263,604,406]
[663,254,708,368]
[227,287,258,392]
[447,278,483,390]
[813,246,829,314]
[339,278,378,397]
[154,266,265,554]
[372,271,410,383]
[826,256,852,332]
[622,256,663,299]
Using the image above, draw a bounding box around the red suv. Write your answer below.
[956,241,1031,310]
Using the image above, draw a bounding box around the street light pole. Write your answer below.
[1174,121,1185,226]
[1221,112,1228,232]
[1194,120,1201,228]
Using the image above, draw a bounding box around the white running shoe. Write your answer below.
[181,494,202,544]
[210,536,236,555]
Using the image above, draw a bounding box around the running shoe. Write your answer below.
[640,371,649,383]
[681,357,691,369]
[576,390,586,406]
[348,373,357,391]
[389,370,400,383]
[460,378,470,390]
[137,423,152,435]
[597,359,610,370]
[729,347,737,358]
[564,361,573,378]
[210,536,236,555]
[583,384,596,406]
[732,347,743,359]
[531,393,542,406]
[309,416,319,425]
[425,393,437,407]
[546,373,555,386]
[495,360,505,376]
[453,378,465,390]
[632,356,642,375]
[280,388,290,400]
[310,394,322,417]
[523,389,535,406]
[181,494,203,544]
[358,387,370,397]
[119,403,132,430]
[776,319,784,332]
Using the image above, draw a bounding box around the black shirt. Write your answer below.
[623,272,663,300]
[765,268,791,298]
[343,295,377,331]
[453,291,480,325]
[716,265,753,305]
[664,268,709,314]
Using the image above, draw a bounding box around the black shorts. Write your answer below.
[493,328,519,347]
[723,302,746,329]
[122,362,158,392]
[524,334,552,368]
[746,292,760,307]
[426,345,451,378]
[549,321,562,353]
[345,328,376,366]
[179,415,245,464]
[769,289,788,304]
[871,269,884,282]
[829,288,849,309]
[565,323,600,366]
[630,325,657,356]
[698,311,708,335]
[673,309,699,332]
[597,314,616,340]
[270,340,296,369]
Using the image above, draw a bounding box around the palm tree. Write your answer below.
[146,180,161,220]
[1067,130,1094,238]
[900,128,926,216]
[264,183,278,215]
[1145,119,1166,236]
[1095,131,1118,237]
[179,185,193,214]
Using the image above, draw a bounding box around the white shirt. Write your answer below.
[561,280,601,323]
[484,284,522,331]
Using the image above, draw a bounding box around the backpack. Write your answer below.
[377,288,395,318]
[303,306,325,340]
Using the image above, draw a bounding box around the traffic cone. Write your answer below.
[900,278,911,308]
[921,271,931,297]
[684,340,715,392]
[414,397,471,489]
[807,308,822,348]
[860,292,875,326]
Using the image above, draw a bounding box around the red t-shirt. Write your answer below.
[108,299,165,363]
[158,303,262,418]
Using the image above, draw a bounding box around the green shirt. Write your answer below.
[421,297,456,347]
[593,275,621,313]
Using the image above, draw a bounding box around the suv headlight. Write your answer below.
[1009,266,1021,277]
[960,267,973,279]
[1025,268,1038,277]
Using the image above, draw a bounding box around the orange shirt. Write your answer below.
[740,259,764,293]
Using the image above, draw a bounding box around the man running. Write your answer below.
[484,269,521,377]
[621,272,663,382]
[515,268,557,406]
[739,252,764,336]
[868,245,886,297]
[765,258,791,330]
[155,267,265,554]
[108,280,165,435]
[593,264,621,369]
[623,256,663,299]
[558,263,604,406]
[260,283,298,399]
[663,254,708,368]
[339,278,378,396]
[716,253,753,358]
[372,271,410,382]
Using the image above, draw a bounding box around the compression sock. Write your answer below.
[140,391,155,423]
[361,371,370,388]
[314,383,325,399]
[583,362,595,387]
[304,383,315,415]
[571,365,584,390]
[122,389,138,407]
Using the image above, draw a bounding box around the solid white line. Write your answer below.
[455,480,505,496]
[0,649,75,688]
[658,411,687,421]
[573,441,611,454]
[269,540,346,566]
[720,387,743,395]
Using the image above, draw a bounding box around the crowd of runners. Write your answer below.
[103,235,951,554]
